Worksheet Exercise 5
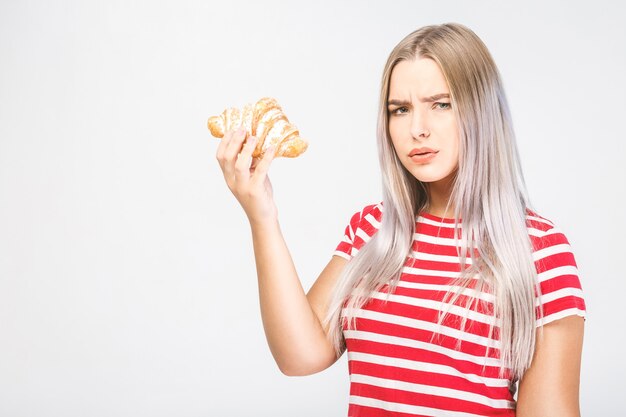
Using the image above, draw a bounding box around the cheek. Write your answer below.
[442,125,460,171]
[388,121,402,151]
[388,119,397,137]
[446,120,460,157]
[449,139,460,171]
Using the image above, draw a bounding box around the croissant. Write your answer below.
[207,97,308,158]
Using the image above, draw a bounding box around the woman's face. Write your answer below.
[387,57,460,186]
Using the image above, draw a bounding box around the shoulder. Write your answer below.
[525,208,559,236]
[346,201,383,235]
[334,202,382,259]
[525,208,573,252]
[524,209,586,325]
[339,202,383,253]
[524,208,577,272]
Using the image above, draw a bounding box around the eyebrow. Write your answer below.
[387,93,450,106]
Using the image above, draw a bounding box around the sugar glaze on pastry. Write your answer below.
[207,97,308,158]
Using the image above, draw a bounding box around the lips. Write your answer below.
[409,147,438,157]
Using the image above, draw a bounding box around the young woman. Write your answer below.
[215,23,586,417]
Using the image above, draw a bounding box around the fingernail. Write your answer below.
[238,127,246,135]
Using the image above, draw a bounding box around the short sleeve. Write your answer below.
[333,203,383,261]
[334,209,362,261]
[533,225,587,327]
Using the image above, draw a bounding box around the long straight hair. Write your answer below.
[324,23,541,380]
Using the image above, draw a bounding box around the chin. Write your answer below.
[411,169,456,184]
[412,173,447,183]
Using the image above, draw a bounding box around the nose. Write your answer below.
[410,108,430,140]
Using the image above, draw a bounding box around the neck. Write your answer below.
[424,175,455,218]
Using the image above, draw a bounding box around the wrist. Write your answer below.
[248,214,280,232]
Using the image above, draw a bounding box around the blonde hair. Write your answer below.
[324,23,541,380]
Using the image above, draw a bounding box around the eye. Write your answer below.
[434,102,451,110]
[390,106,409,115]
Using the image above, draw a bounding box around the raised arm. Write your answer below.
[216,127,345,376]
[250,220,347,375]
[516,316,585,417]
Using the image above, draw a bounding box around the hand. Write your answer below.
[215,127,279,225]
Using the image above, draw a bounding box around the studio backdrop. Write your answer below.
[1,1,624,416]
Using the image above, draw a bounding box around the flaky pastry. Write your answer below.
[207,97,308,158]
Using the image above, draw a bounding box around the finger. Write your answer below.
[250,145,278,186]
[250,150,263,170]
[224,127,247,157]
[250,156,260,171]
[215,128,237,163]
[234,135,258,183]
[221,127,248,179]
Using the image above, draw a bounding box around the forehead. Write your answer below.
[389,58,450,98]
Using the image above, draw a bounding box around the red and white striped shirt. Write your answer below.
[334,202,586,417]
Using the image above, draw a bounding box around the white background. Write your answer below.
[1,1,625,416]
